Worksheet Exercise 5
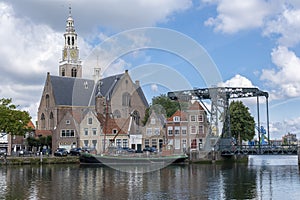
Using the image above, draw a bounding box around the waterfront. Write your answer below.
[0,155,299,199]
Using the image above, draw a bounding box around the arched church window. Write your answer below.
[62,68,65,76]
[71,68,77,77]
[41,113,45,129]
[68,36,70,45]
[49,112,54,129]
[72,37,75,45]
[113,110,121,118]
[122,92,131,107]
[45,94,50,108]
[132,110,140,126]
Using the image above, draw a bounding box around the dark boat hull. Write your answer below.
[80,153,188,165]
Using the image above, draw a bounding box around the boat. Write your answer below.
[79,152,188,166]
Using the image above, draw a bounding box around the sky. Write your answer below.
[1,0,300,140]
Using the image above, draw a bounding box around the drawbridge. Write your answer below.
[168,87,270,156]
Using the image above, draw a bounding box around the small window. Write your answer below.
[150,118,156,124]
[84,128,88,136]
[167,127,173,136]
[173,116,180,122]
[190,115,196,122]
[123,139,128,148]
[66,120,70,125]
[198,114,203,122]
[154,128,160,135]
[144,139,150,147]
[146,128,152,135]
[92,128,97,136]
[88,118,92,125]
[198,125,204,134]
[190,126,196,134]
[151,139,157,148]
[116,139,121,147]
[112,129,118,134]
[174,126,180,135]
[181,126,187,135]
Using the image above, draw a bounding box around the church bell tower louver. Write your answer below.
[59,6,82,78]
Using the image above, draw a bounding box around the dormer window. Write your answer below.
[173,116,180,122]
[84,81,88,89]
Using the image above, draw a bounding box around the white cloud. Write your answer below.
[263,8,300,47]
[151,84,158,92]
[7,0,192,35]
[261,46,300,98]
[204,0,271,34]
[0,0,192,121]
[269,118,300,139]
[218,74,256,87]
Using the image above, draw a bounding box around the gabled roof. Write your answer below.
[49,71,148,107]
[97,73,123,100]
[50,75,95,106]
[96,72,148,106]
[188,101,205,110]
[167,110,188,122]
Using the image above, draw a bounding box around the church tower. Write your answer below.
[59,6,82,78]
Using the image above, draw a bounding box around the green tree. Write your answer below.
[229,100,255,144]
[0,98,32,136]
[142,94,186,125]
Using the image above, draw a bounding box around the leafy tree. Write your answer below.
[0,98,32,136]
[26,135,52,149]
[229,101,255,144]
[142,94,186,125]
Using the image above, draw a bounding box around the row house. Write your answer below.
[166,101,209,154]
[142,108,166,151]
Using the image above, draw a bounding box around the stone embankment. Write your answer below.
[0,155,80,165]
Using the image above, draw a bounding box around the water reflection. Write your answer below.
[0,159,299,199]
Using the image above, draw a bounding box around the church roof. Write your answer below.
[50,72,148,107]
[50,75,95,106]
[98,73,123,100]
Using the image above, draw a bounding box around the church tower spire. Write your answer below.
[59,6,82,78]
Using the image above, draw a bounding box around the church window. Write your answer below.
[68,36,70,45]
[72,37,75,45]
[45,94,50,108]
[62,68,65,76]
[113,110,121,118]
[71,68,77,77]
[49,112,54,129]
[41,113,45,129]
[132,110,140,126]
[122,92,131,107]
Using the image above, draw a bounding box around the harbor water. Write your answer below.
[0,155,299,199]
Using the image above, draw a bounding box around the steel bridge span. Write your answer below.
[219,144,298,156]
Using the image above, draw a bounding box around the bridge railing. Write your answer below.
[218,144,298,156]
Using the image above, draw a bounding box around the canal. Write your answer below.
[0,155,299,199]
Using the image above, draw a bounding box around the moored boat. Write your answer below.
[80,152,188,166]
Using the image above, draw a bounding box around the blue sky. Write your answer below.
[1,0,300,139]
